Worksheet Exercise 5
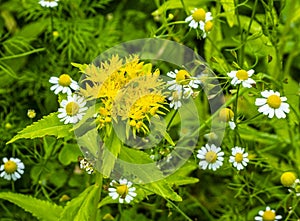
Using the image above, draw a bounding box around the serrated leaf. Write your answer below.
[0,192,63,221]
[7,113,72,144]
[59,185,100,221]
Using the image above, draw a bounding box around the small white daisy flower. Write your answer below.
[108,178,137,204]
[227,69,256,88]
[254,206,282,221]
[39,0,59,8]
[58,94,88,124]
[197,144,224,171]
[27,109,36,119]
[168,87,193,110]
[49,74,79,95]
[199,20,213,38]
[255,90,290,119]
[167,69,201,91]
[79,158,94,174]
[229,147,249,170]
[185,8,213,29]
[0,157,25,181]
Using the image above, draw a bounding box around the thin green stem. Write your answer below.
[233,85,240,146]
[166,109,178,131]
[165,198,193,221]
[0,48,45,61]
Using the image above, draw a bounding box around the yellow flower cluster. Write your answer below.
[80,55,167,134]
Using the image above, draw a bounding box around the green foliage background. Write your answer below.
[0,0,300,220]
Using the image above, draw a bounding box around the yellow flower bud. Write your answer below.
[281,172,297,187]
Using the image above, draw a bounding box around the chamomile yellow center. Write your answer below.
[267,95,281,109]
[116,185,129,199]
[236,70,248,80]
[219,108,234,122]
[205,151,217,163]
[58,74,72,87]
[235,153,243,163]
[4,160,17,174]
[66,102,80,116]
[176,70,190,85]
[204,21,213,32]
[280,172,297,187]
[192,8,206,22]
[262,210,276,221]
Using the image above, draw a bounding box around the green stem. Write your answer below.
[166,109,178,131]
[0,48,45,61]
[165,198,193,221]
[233,85,240,146]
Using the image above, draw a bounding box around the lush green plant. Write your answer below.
[0,0,300,220]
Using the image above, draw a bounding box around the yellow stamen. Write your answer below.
[116,185,129,199]
[192,8,206,22]
[236,70,248,80]
[235,153,243,163]
[262,210,276,221]
[204,21,213,32]
[205,151,217,163]
[58,74,72,87]
[267,95,281,109]
[66,102,79,116]
[176,70,190,85]
[4,160,17,174]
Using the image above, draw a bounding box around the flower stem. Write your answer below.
[233,85,240,146]
[165,198,193,221]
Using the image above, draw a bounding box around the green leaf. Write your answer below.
[165,161,199,186]
[58,143,82,166]
[0,192,63,221]
[71,62,88,72]
[101,130,122,177]
[7,113,72,144]
[143,179,182,202]
[59,185,101,221]
[118,146,164,183]
[220,0,236,27]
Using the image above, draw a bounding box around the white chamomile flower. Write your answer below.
[185,8,213,29]
[255,90,290,119]
[58,94,88,124]
[168,90,182,110]
[168,87,193,110]
[39,0,59,8]
[108,178,137,204]
[0,157,24,181]
[229,147,249,170]
[254,206,282,221]
[227,69,256,88]
[167,69,201,91]
[199,20,213,38]
[197,144,224,171]
[49,74,79,95]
